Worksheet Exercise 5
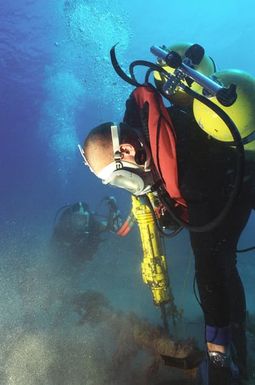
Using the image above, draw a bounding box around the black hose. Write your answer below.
[110,44,140,87]
[110,45,170,87]
[236,246,255,253]
[129,60,168,83]
[145,68,155,84]
[157,84,245,232]
[53,204,71,224]
[142,194,183,238]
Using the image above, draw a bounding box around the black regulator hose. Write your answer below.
[142,194,183,238]
[236,246,255,253]
[110,45,171,87]
[129,60,169,84]
[157,85,245,232]
[110,44,140,87]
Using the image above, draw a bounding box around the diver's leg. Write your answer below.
[229,269,247,379]
[190,201,251,384]
[192,232,234,385]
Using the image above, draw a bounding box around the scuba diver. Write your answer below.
[78,43,255,385]
[51,197,122,262]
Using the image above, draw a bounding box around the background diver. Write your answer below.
[78,42,255,385]
[51,196,122,263]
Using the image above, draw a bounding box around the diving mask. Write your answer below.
[78,124,153,196]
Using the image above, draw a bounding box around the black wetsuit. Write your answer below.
[170,106,255,377]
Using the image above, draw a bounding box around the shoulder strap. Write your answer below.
[128,86,187,208]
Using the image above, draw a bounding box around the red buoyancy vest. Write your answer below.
[132,86,187,208]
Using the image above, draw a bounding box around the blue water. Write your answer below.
[1,1,255,384]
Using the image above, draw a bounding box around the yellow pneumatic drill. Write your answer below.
[131,192,181,332]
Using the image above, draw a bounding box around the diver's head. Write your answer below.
[68,201,91,234]
[79,122,153,195]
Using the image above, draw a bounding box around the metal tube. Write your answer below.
[180,62,222,95]
[151,45,222,96]
[150,45,170,60]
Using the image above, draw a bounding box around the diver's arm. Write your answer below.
[93,197,122,233]
[104,196,122,232]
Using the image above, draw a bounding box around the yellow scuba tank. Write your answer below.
[193,69,255,159]
[153,42,216,106]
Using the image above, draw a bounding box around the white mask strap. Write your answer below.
[111,125,122,164]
